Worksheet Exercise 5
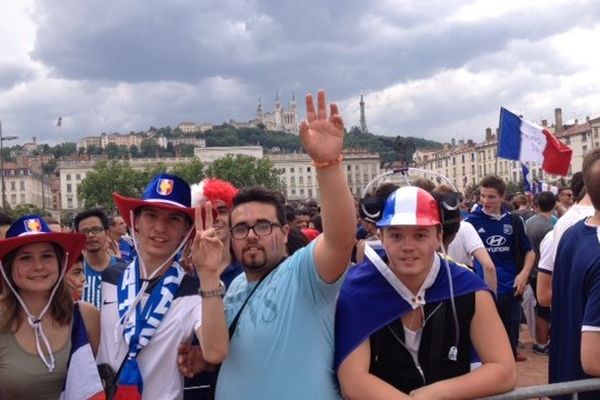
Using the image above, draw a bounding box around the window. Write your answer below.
[66,174,71,180]
[308,189,313,197]
[76,174,81,180]
[10,181,15,191]
[307,167,311,173]
[582,133,588,142]
[347,165,351,171]
[11,194,17,204]
[67,198,73,208]
[20,194,25,203]
[299,176,304,185]
[20,181,25,191]
[583,145,588,152]
[290,167,295,173]
[67,183,72,193]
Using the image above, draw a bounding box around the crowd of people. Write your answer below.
[0,89,599,400]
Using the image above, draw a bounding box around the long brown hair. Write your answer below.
[0,243,73,333]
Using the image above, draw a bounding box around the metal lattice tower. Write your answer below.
[359,92,368,134]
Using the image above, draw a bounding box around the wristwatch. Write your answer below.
[198,281,226,298]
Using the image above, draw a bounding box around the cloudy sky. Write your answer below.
[2,0,600,145]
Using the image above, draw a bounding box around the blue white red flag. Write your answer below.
[498,108,572,176]
[60,304,105,400]
[522,163,532,193]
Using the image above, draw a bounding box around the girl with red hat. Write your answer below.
[0,214,103,399]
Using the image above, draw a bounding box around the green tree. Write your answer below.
[51,143,77,159]
[5,203,51,219]
[205,154,282,189]
[105,143,120,159]
[393,137,417,163]
[170,158,204,185]
[140,138,159,158]
[129,145,140,158]
[139,163,168,185]
[42,159,57,175]
[78,161,145,212]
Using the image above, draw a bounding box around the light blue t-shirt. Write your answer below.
[216,240,343,400]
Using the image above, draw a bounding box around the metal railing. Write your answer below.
[482,378,600,399]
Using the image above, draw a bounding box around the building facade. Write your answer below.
[1,163,52,210]
[267,151,381,201]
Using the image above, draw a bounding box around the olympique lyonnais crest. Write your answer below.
[503,224,513,235]
[157,179,174,196]
[24,218,42,233]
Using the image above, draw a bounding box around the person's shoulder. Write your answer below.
[102,259,129,284]
[175,273,200,298]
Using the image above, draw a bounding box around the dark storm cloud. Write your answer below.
[2,0,597,144]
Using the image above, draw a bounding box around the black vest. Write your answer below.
[369,292,475,394]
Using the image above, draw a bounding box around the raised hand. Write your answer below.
[191,201,225,277]
[299,89,345,163]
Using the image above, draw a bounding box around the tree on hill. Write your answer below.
[205,154,282,190]
[78,161,145,212]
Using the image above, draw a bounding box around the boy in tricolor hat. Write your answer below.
[96,173,227,400]
[336,186,516,399]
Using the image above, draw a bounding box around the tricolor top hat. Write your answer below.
[0,214,86,271]
[113,173,195,228]
[377,186,441,227]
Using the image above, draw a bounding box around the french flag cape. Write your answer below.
[334,247,487,370]
[498,108,572,176]
[60,303,105,400]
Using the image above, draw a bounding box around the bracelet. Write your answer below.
[198,281,226,298]
[312,154,344,169]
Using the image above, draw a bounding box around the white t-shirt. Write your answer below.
[96,264,202,400]
[538,230,554,274]
[447,221,485,266]
[553,204,595,262]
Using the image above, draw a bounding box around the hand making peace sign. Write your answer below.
[191,201,225,277]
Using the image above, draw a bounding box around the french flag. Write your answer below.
[498,108,572,176]
[60,304,105,400]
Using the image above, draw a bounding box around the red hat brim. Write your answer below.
[0,232,86,272]
[113,192,196,228]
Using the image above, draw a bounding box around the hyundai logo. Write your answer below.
[486,235,507,247]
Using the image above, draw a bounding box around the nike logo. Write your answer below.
[103,299,117,305]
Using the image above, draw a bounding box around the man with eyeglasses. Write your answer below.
[193,90,357,399]
[74,208,126,308]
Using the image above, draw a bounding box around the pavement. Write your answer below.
[515,325,550,394]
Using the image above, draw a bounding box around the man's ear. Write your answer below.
[281,224,290,244]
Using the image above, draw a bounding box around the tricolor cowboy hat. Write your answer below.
[113,173,195,228]
[0,214,85,270]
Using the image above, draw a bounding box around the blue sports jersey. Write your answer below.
[465,206,532,295]
[83,255,121,308]
[549,220,600,399]
[118,236,136,263]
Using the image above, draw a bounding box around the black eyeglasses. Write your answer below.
[230,221,282,240]
[79,226,105,236]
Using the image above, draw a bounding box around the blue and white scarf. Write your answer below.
[115,258,185,397]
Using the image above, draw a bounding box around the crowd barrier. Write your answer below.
[481,378,600,399]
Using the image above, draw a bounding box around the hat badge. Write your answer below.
[24,218,42,233]
[156,179,174,196]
